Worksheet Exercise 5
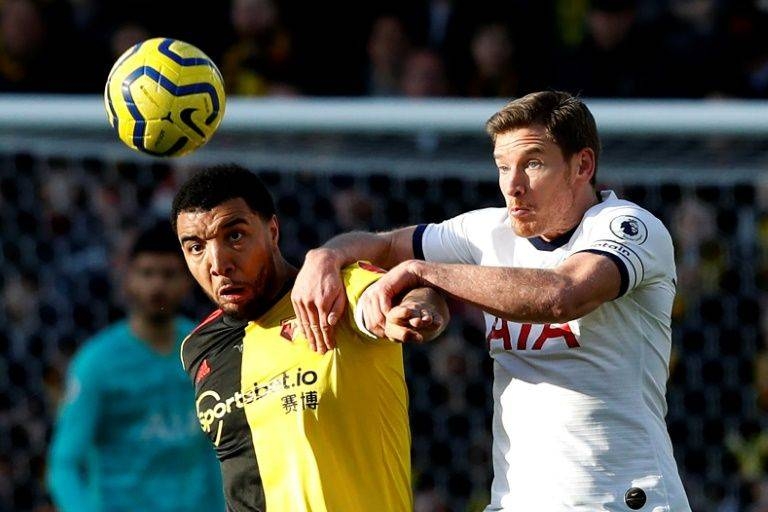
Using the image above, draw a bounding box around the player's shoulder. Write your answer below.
[188,309,226,335]
[441,206,508,225]
[70,320,132,373]
[340,261,385,299]
[586,190,670,239]
[176,316,197,334]
[180,309,230,370]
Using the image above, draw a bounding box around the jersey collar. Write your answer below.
[526,189,613,251]
[527,224,580,251]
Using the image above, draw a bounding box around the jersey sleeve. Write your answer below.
[575,206,675,297]
[47,346,102,512]
[415,209,496,264]
[341,262,386,340]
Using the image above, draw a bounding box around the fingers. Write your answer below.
[361,291,387,338]
[294,303,323,354]
[384,322,424,344]
[290,259,346,353]
[292,296,332,354]
[383,304,444,343]
[317,294,345,352]
[388,305,439,327]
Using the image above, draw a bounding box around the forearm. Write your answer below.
[315,228,415,270]
[410,261,577,323]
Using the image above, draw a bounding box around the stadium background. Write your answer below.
[2,0,768,510]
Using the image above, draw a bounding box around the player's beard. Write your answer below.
[216,259,281,321]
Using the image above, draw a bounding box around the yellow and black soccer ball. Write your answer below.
[104,37,225,157]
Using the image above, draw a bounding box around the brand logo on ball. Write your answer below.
[609,215,647,243]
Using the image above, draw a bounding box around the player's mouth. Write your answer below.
[218,284,249,303]
[509,205,533,218]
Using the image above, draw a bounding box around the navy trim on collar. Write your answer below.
[527,224,579,252]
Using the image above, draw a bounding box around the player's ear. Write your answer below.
[268,215,280,246]
[573,148,595,183]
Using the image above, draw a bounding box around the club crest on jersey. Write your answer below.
[609,215,647,243]
[280,318,300,341]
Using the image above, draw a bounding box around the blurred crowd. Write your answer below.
[1,0,768,98]
[4,0,768,511]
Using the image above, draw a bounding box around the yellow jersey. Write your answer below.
[182,262,412,511]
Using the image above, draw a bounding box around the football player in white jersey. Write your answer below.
[292,90,691,511]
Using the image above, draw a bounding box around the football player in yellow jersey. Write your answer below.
[171,164,449,512]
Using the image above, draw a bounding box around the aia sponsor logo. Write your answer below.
[487,317,580,351]
[195,359,211,384]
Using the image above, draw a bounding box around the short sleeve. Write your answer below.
[575,207,675,296]
[341,262,385,339]
[418,209,502,264]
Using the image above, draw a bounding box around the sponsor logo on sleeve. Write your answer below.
[609,215,647,244]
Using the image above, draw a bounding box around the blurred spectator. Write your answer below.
[332,187,376,230]
[400,0,477,94]
[220,0,300,96]
[364,14,412,96]
[721,2,768,98]
[465,22,519,98]
[0,0,56,92]
[553,0,658,97]
[108,22,150,61]
[670,195,721,311]
[400,48,450,97]
[645,0,731,97]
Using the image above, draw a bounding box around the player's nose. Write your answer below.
[501,169,526,197]
[208,242,234,277]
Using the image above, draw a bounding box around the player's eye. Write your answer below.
[186,242,203,255]
[526,160,543,170]
[497,165,510,174]
[229,231,244,243]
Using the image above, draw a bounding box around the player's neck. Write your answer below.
[245,259,298,320]
[541,188,600,242]
[271,260,298,303]
[130,315,176,354]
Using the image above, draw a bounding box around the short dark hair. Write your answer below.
[485,90,601,184]
[129,219,181,260]
[170,164,276,231]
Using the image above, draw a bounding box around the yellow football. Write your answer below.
[104,37,225,157]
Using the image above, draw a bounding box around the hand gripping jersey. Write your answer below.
[180,262,412,512]
[415,191,691,511]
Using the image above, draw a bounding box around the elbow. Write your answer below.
[546,288,581,323]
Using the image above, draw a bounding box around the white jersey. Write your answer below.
[417,191,690,511]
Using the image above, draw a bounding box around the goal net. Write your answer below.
[1,95,766,510]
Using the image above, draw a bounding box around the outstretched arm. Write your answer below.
[292,227,416,352]
[362,252,621,326]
